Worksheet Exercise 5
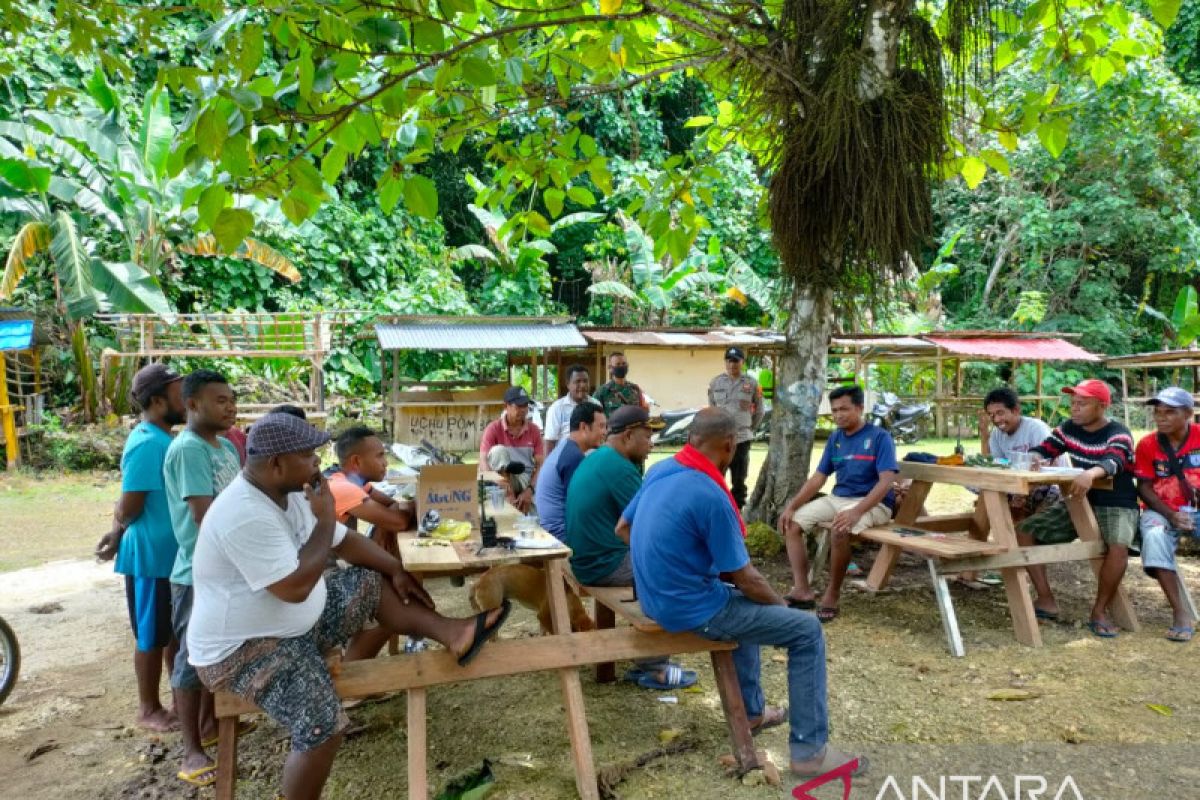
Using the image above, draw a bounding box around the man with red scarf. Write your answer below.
[622,408,867,780]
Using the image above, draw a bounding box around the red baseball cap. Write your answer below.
[1062,379,1111,405]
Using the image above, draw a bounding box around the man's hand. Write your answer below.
[1028,455,1045,472]
[95,529,123,562]
[1170,509,1196,533]
[514,487,534,514]
[1068,469,1097,499]
[391,568,435,609]
[831,508,864,536]
[777,505,799,537]
[305,474,336,524]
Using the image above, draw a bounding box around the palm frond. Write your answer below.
[0,220,50,298]
[49,211,99,319]
[178,235,301,283]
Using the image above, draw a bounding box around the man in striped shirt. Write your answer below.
[1020,379,1138,638]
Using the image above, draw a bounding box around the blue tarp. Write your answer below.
[0,319,34,351]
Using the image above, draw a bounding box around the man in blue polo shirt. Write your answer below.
[95,364,186,733]
[623,408,867,780]
[535,402,606,541]
[778,385,898,622]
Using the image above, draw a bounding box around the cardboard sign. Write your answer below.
[417,463,479,527]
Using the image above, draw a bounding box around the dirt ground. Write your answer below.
[3,442,1199,800]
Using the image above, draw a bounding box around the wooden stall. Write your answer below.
[829,331,1101,436]
[1104,349,1200,429]
[375,315,588,452]
[96,312,362,425]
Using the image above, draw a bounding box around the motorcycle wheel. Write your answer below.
[0,616,19,706]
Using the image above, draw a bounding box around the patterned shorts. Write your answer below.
[1018,502,1138,548]
[196,567,382,751]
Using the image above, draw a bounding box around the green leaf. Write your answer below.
[683,115,714,128]
[197,184,227,230]
[139,88,173,182]
[1171,286,1197,332]
[85,67,117,112]
[289,158,325,195]
[1035,118,1069,159]
[587,280,641,301]
[981,149,1010,177]
[378,170,402,215]
[550,211,604,232]
[49,211,98,320]
[567,186,596,207]
[960,157,987,190]
[998,130,1019,152]
[414,20,444,51]
[92,260,172,315]
[0,157,51,193]
[1089,55,1116,89]
[353,17,404,47]
[198,9,249,50]
[321,146,348,183]
[544,187,564,218]
[460,57,496,87]
[196,107,228,160]
[1147,0,1182,28]
[450,244,497,262]
[281,190,318,224]
[213,207,255,254]
[504,58,524,86]
[402,174,438,219]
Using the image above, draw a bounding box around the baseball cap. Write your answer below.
[503,386,531,406]
[1061,379,1111,405]
[246,412,331,457]
[1147,387,1195,410]
[130,363,182,409]
[724,346,745,361]
[607,405,665,435]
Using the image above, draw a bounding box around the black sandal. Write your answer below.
[786,596,816,610]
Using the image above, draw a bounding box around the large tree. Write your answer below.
[11,0,1182,513]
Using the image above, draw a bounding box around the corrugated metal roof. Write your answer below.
[375,318,587,351]
[831,336,932,350]
[581,329,783,348]
[0,319,34,351]
[925,336,1099,362]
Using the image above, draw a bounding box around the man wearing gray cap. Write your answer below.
[1133,387,1199,642]
[479,385,545,513]
[708,346,763,508]
[95,363,185,734]
[187,413,511,799]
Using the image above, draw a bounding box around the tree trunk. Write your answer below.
[744,285,833,524]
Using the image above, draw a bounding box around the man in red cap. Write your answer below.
[1020,379,1138,638]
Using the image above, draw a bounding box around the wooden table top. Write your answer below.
[398,506,570,573]
[898,461,1111,494]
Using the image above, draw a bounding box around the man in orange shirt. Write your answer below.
[327,426,417,659]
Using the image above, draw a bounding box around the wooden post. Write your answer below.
[1036,360,1044,420]
[935,351,946,437]
[214,715,239,800]
[407,688,428,800]
[0,356,18,469]
[1120,368,1130,429]
[981,491,1042,648]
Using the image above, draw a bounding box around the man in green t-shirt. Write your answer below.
[163,369,240,787]
[565,407,695,690]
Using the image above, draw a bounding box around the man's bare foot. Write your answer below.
[450,605,507,660]
[180,752,215,776]
[136,707,179,733]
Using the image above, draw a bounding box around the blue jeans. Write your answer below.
[690,590,828,760]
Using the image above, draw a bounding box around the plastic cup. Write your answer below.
[1012,452,1034,471]
[487,485,505,513]
[516,515,537,539]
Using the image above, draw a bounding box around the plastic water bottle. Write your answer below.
[1181,505,1198,536]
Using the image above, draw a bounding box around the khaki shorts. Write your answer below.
[1018,502,1138,548]
[792,494,892,535]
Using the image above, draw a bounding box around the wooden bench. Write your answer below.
[213,578,760,799]
[561,571,758,773]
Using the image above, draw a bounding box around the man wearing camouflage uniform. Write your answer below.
[707,347,764,508]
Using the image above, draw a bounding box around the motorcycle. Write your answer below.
[653,408,700,446]
[0,615,19,706]
[869,391,933,444]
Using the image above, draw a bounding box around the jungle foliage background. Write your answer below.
[2,0,1200,421]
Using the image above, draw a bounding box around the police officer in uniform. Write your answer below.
[707,346,764,508]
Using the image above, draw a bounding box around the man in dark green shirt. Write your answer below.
[565,407,695,690]
[593,351,649,416]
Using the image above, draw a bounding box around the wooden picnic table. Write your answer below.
[866,462,1139,649]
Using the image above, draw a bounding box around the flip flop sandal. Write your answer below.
[458,600,512,666]
[791,748,870,779]
[201,719,257,748]
[749,705,787,735]
[979,571,1003,586]
[1086,620,1119,638]
[846,562,865,577]
[1034,608,1059,622]
[635,664,698,691]
[816,606,839,624]
[177,764,218,788]
[786,596,816,610]
[1166,626,1194,642]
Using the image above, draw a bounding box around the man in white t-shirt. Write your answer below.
[981,387,1062,518]
[543,364,598,450]
[188,414,511,800]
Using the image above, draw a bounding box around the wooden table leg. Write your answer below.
[545,558,600,800]
[594,602,616,683]
[215,715,239,800]
[982,491,1042,647]
[710,650,758,773]
[1063,495,1140,632]
[407,688,428,800]
[866,480,932,590]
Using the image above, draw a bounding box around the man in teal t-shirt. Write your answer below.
[565,407,695,690]
[95,364,185,734]
[163,369,239,787]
